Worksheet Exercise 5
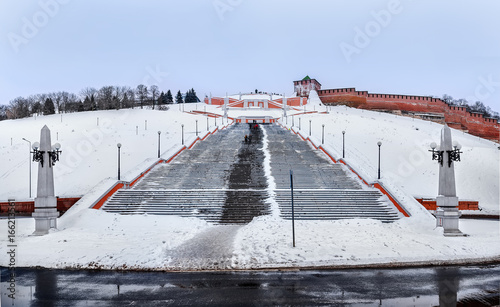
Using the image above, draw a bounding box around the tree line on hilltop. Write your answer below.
[0,85,200,121]
[442,94,499,119]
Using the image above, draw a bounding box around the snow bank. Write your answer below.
[232,215,500,269]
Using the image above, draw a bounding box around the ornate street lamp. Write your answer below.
[31,141,61,167]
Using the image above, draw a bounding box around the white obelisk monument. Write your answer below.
[32,125,60,235]
[435,125,464,236]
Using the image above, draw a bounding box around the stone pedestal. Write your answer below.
[435,196,463,236]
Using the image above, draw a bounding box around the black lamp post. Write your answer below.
[196,120,198,137]
[22,138,32,198]
[181,124,184,145]
[429,141,462,167]
[322,125,325,145]
[292,116,294,127]
[342,131,345,158]
[299,118,301,130]
[117,143,121,180]
[207,117,209,131]
[157,131,161,158]
[309,120,312,136]
[377,141,382,179]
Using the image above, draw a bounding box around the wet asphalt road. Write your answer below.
[2,265,499,306]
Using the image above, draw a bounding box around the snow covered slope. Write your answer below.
[1,100,498,214]
[297,91,499,215]
[0,102,498,270]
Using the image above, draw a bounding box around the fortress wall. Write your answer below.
[318,88,499,141]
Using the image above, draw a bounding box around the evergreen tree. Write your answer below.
[43,98,55,115]
[176,90,183,104]
[166,90,173,104]
[184,88,200,103]
[185,89,193,103]
[191,88,199,102]
[161,91,168,105]
[32,101,42,115]
[157,92,165,110]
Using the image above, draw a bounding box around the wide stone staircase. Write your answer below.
[102,189,269,223]
[265,125,400,222]
[101,124,270,224]
[101,123,401,223]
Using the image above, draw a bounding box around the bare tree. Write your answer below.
[80,87,97,100]
[48,92,64,113]
[136,84,149,109]
[442,94,454,105]
[124,87,135,108]
[8,97,30,119]
[97,86,114,110]
[454,98,468,106]
[150,85,159,110]
[0,105,7,120]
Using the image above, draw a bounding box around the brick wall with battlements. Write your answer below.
[313,84,499,141]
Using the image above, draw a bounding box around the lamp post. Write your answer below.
[117,143,121,180]
[299,118,301,130]
[22,138,32,198]
[292,116,294,127]
[157,131,161,158]
[207,117,209,131]
[181,124,184,145]
[322,124,325,145]
[195,120,198,137]
[342,131,345,158]
[377,141,382,180]
[309,120,312,136]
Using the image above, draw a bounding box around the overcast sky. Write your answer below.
[1,0,499,110]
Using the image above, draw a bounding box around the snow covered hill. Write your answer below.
[0,101,498,271]
[0,100,498,213]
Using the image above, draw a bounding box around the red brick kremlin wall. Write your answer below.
[317,88,499,141]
